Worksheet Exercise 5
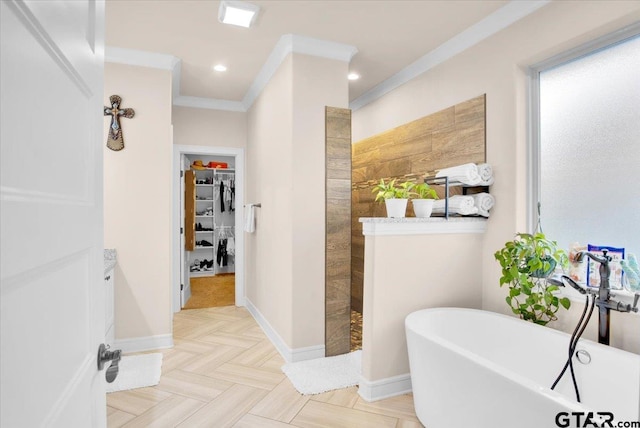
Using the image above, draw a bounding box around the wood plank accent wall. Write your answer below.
[325,106,352,357]
[351,95,486,312]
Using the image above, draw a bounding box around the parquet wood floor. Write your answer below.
[107,306,422,427]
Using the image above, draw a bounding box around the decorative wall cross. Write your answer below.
[104,95,135,151]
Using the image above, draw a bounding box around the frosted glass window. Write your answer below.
[538,35,640,255]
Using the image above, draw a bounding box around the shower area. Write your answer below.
[347,95,487,355]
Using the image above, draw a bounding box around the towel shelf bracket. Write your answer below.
[424,176,490,220]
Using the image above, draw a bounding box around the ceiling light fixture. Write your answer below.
[348,73,360,81]
[218,1,260,28]
[213,64,227,72]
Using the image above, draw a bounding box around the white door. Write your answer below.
[1,1,107,427]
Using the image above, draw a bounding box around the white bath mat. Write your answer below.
[106,353,163,393]
[282,350,361,395]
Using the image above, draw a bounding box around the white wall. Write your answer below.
[352,1,640,354]
[173,106,246,149]
[362,231,484,382]
[104,63,173,346]
[246,53,349,356]
[247,54,295,347]
[291,54,349,349]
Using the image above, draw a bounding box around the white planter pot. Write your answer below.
[412,199,434,218]
[385,198,408,218]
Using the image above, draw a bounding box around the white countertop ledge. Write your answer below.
[359,217,487,236]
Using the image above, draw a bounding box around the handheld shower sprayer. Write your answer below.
[548,275,588,295]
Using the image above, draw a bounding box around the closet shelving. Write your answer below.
[424,175,489,220]
[185,167,235,277]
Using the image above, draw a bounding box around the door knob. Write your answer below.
[97,343,121,383]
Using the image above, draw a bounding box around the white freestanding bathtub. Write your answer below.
[406,308,640,428]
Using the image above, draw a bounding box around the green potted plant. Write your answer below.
[372,179,414,218]
[410,182,439,218]
[494,232,571,325]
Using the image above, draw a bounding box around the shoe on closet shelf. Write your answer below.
[200,240,213,247]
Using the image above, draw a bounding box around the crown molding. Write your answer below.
[349,0,551,111]
[105,46,180,71]
[290,33,358,62]
[241,34,357,110]
[106,34,356,113]
[173,95,246,112]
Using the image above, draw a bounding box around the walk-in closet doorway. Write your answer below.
[172,145,245,313]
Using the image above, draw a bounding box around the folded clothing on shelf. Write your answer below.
[207,161,228,169]
[433,195,479,215]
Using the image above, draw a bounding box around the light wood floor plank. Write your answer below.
[397,418,425,428]
[219,315,260,334]
[310,386,360,408]
[197,331,262,348]
[106,407,136,428]
[233,413,295,428]
[173,317,229,340]
[260,352,286,372]
[291,400,398,428]
[157,348,200,374]
[176,384,267,428]
[207,362,286,390]
[155,369,233,401]
[181,344,246,376]
[106,387,172,416]
[353,393,419,422]
[241,325,269,340]
[121,394,205,428]
[231,340,279,367]
[249,379,310,423]
[172,337,221,354]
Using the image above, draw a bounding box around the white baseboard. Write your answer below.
[115,334,174,354]
[290,344,325,362]
[358,373,413,402]
[245,298,325,363]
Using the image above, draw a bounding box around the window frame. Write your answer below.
[527,23,640,304]
[527,22,640,233]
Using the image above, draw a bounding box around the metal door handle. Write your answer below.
[97,343,121,383]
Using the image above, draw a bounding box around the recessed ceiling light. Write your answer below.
[348,73,360,81]
[218,1,260,28]
[213,64,227,72]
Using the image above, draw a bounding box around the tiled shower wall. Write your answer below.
[325,107,352,356]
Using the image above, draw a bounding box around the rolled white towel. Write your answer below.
[433,195,479,215]
[477,163,494,186]
[244,204,256,233]
[470,192,495,217]
[435,163,482,186]
[477,163,492,181]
